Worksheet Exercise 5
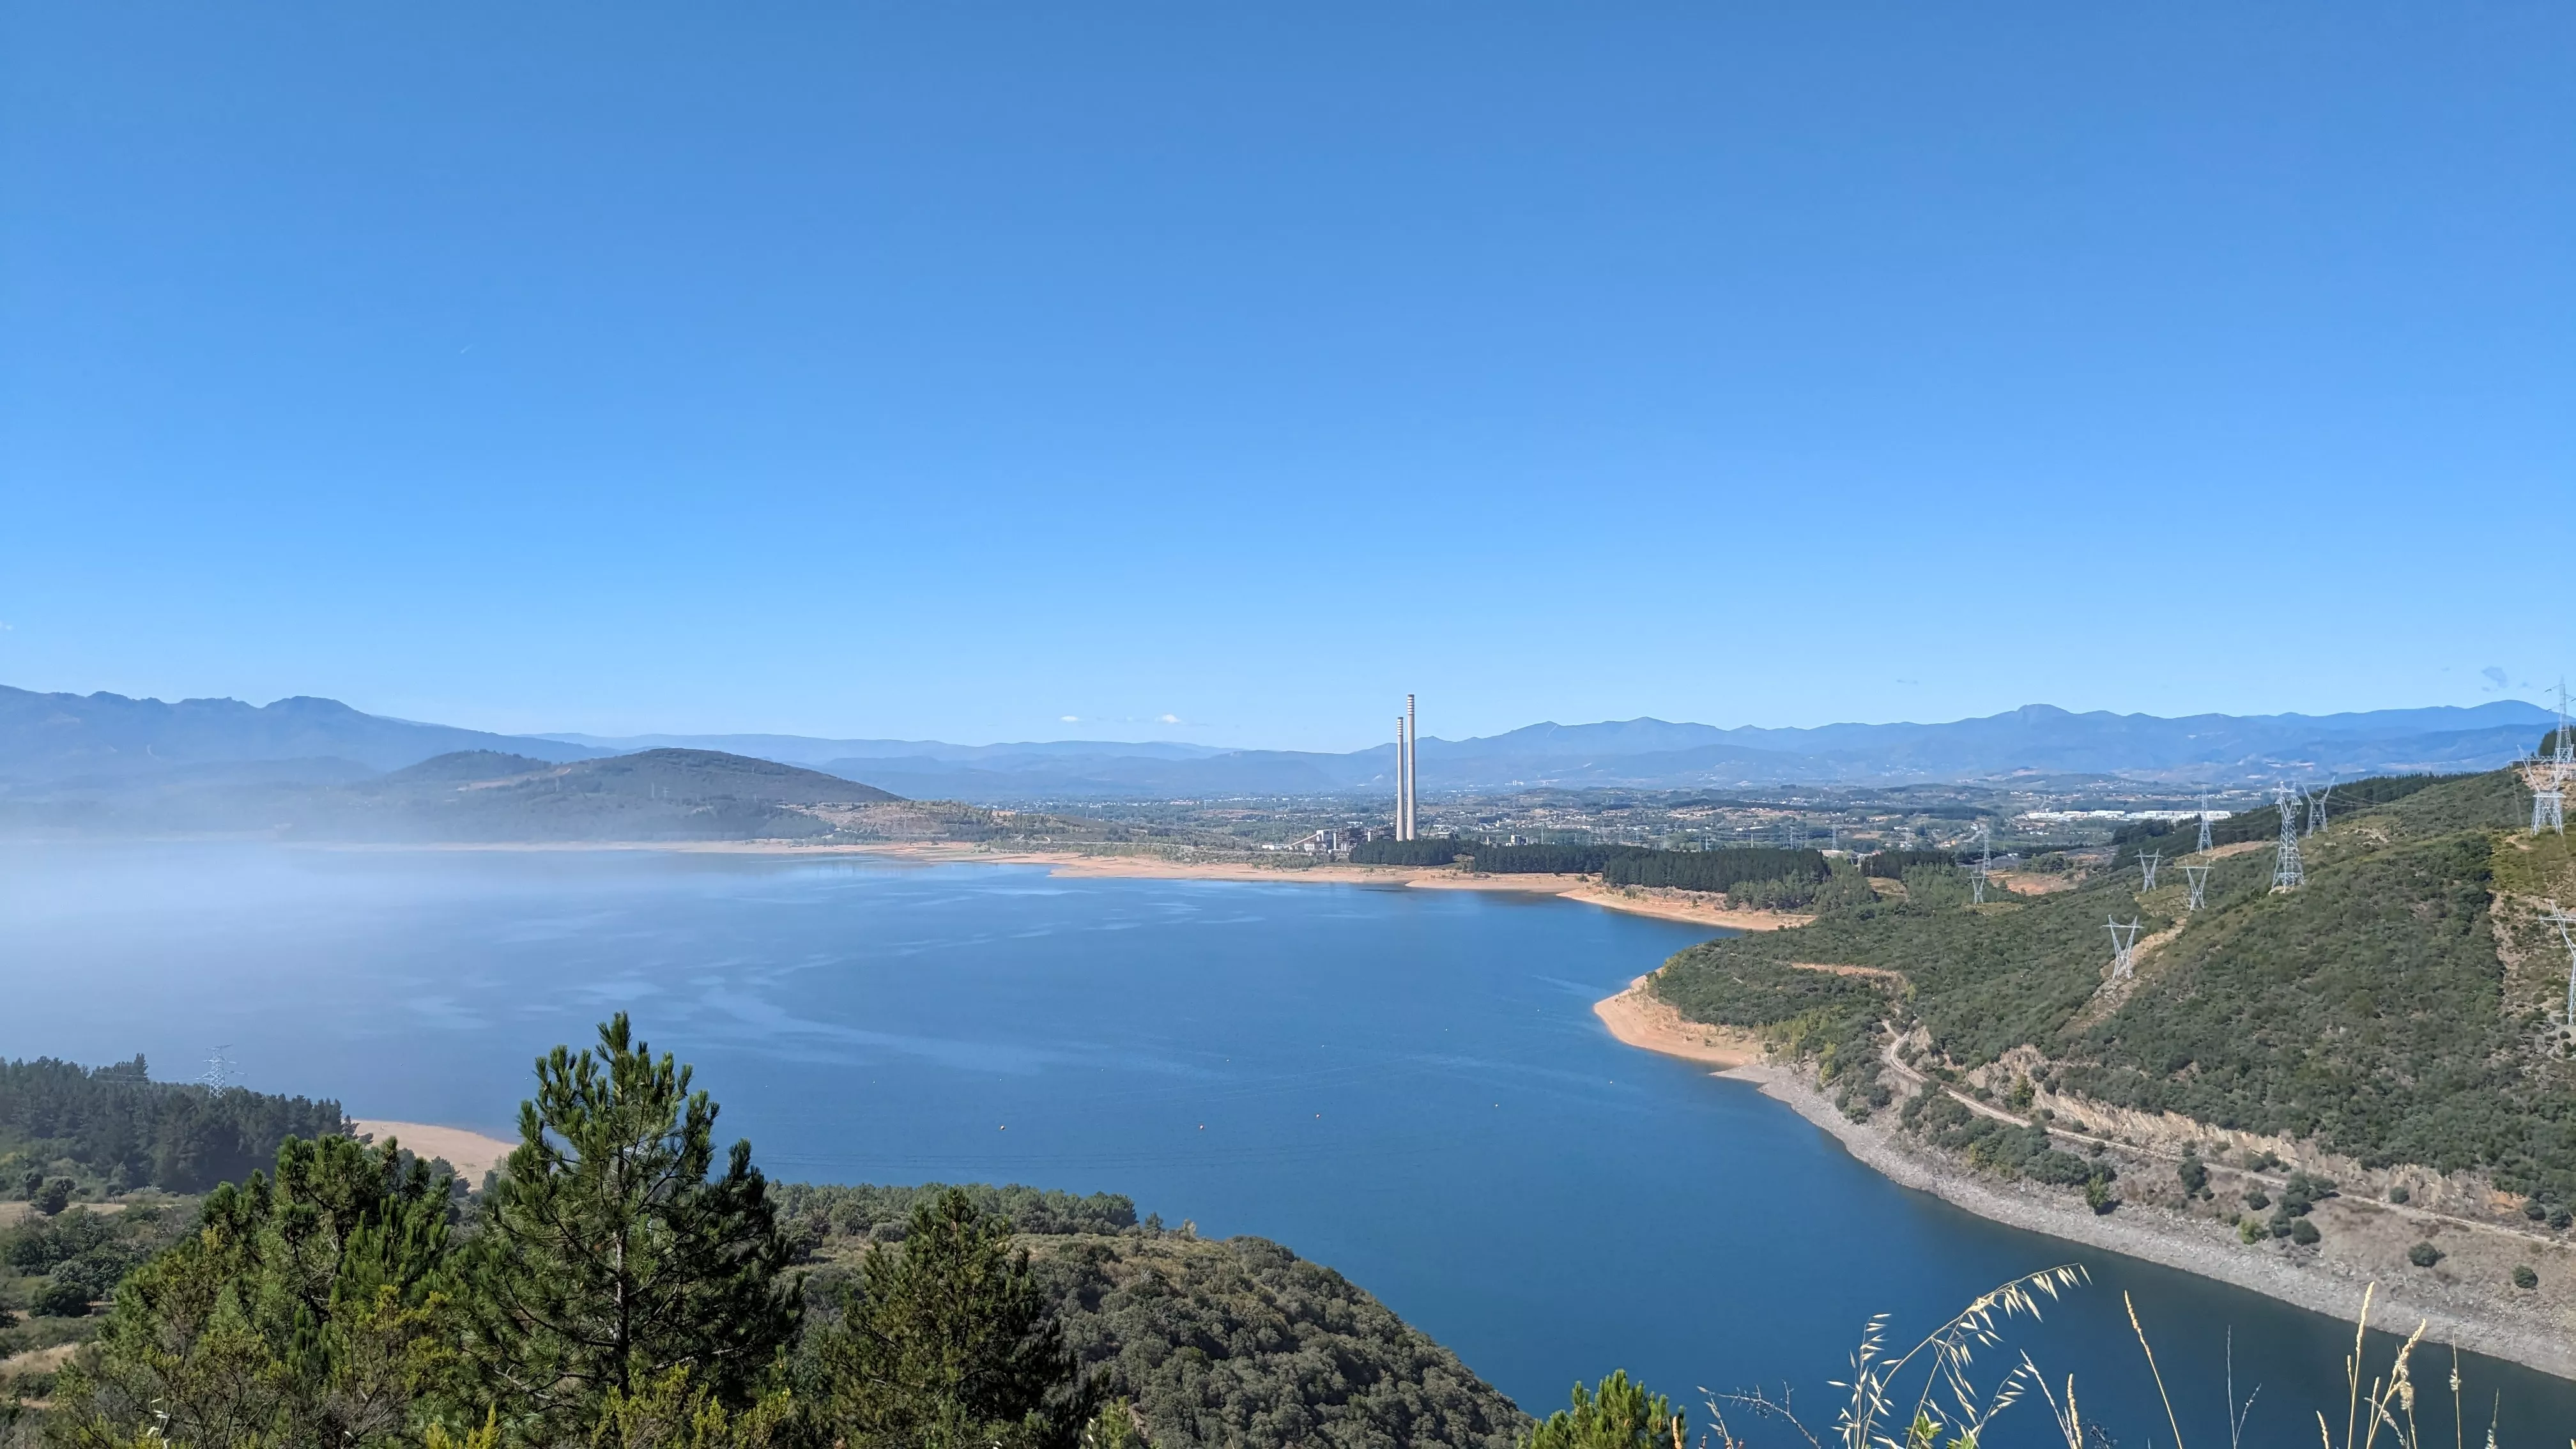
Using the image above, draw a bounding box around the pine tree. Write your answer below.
[1524,1370,1680,1449]
[818,1188,1094,1449]
[457,1015,800,1441]
[50,1132,457,1448]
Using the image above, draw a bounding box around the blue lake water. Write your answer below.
[6,843,2572,1444]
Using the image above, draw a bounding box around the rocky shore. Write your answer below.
[1596,979,2576,1382]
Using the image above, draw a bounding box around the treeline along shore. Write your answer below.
[1598,760,2576,1381]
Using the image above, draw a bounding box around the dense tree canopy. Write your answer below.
[0,1057,344,1194]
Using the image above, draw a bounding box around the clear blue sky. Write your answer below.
[4,4,2570,751]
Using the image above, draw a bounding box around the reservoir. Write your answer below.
[6,843,2573,1443]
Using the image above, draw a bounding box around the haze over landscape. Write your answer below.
[5,4,2575,1447]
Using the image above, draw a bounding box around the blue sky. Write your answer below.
[3,4,2570,751]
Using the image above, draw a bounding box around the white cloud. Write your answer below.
[1060,715,1080,723]
[1158,713,1181,724]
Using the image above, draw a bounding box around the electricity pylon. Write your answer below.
[2542,900,2576,1032]
[2181,862,2212,912]
[2306,778,2334,836]
[2196,795,2214,854]
[2522,684,2572,836]
[2138,850,2161,891]
[1965,820,1993,904]
[2105,917,2144,979]
[199,1045,234,1091]
[2272,783,2305,890]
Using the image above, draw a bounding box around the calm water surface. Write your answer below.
[6,843,2572,1444]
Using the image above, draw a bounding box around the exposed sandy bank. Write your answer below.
[1593,975,1765,1068]
[351,1120,516,1182]
[316,839,1818,931]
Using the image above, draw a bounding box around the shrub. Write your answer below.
[2523,1197,2548,1221]
[32,1278,89,1317]
[32,1177,73,1216]
[2083,1177,2114,1215]
[2407,1241,2443,1268]
[2177,1153,2208,1197]
[2238,1217,2264,1244]
[2244,1188,2271,1210]
[2290,1218,2321,1246]
[2388,1185,2410,1204]
[2511,1265,2539,1290]
[2550,1206,2572,1231]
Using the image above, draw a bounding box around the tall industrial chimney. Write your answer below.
[1395,715,1411,841]
[1405,693,1418,841]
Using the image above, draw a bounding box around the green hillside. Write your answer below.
[1652,767,2576,1201]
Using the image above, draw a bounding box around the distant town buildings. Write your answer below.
[2018,808,2232,824]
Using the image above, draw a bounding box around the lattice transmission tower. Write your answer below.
[199,1045,234,1091]
[2196,794,2214,854]
[2105,917,2144,979]
[2306,778,2334,836]
[2181,862,2212,912]
[2138,850,2161,891]
[2542,900,2576,1034]
[2271,783,2304,890]
[1964,821,1993,904]
[2523,684,2572,836]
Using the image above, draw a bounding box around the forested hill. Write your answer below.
[348,747,907,840]
[0,1056,344,1194]
[3,747,934,842]
[1652,764,2576,1204]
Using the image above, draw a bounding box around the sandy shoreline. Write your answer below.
[349,1120,516,1183]
[1592,978,2576,1381]
[318,839,1816,932]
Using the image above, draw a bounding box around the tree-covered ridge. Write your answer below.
[0,1056,346,1195]
[1031,1234,1528,1449]
[1350,836,1836,908]
[774,1182,1139,1241]
[1650,768,2576,1202]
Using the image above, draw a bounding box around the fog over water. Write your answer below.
[6,842,2573,1443]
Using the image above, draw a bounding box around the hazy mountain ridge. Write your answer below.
[815,704,2556,801]
[0,685,602,782]
[1,746,906,841]
[0,685,2556,807]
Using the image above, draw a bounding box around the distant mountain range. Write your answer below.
[0,685,604,781]
[2,684,2559,809]
[551,701,2557,799]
